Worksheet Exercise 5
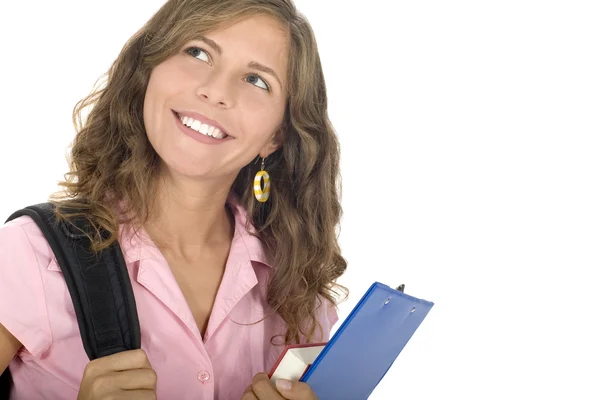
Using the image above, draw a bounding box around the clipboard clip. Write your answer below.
[384,284,409,306]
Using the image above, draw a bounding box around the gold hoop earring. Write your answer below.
[253,157,270,203]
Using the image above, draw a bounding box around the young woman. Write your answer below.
[0,0,346,398]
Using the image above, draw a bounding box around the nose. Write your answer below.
[194,71,233,108]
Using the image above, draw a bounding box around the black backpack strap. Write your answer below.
[0,367,11,399]
[5,202,141,360]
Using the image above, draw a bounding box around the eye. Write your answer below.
[185,46,210,63]
[245,74,270,91]
[185,46,270,92]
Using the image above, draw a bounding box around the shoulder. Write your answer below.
[0,216,54,357]
[0,215,55,268]
[320,296,339,325]
[313,295,339,341]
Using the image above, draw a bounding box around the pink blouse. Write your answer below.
[0,200,338,399]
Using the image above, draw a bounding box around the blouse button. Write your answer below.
[197,370,211,383]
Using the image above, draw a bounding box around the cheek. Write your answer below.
[145,62,184,107]
[239,101,285,140]
[143,94,161,144]
[143,81,171,159]
[143,73,163,130]
[143,66,179,138]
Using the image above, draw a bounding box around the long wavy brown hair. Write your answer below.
[49,0,347,344]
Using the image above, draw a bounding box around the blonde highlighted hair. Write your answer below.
[51,0,347,344]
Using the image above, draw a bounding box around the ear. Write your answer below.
[258,129,284,158]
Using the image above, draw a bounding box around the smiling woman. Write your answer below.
[143,14,290,177]
[0,0,346,399]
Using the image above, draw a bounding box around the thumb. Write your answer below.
[275,379,317,400]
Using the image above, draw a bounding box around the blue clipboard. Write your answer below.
[300,282,434,399]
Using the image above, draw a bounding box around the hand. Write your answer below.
[77,349,157,400]
[241,372,318,400]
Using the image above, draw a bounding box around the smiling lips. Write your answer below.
[174,110,230,139]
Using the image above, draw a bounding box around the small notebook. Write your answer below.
[268,282,434,399]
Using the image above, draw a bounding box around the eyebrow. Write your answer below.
[196,35,283,89]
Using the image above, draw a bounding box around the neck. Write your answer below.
[144,166,236,260]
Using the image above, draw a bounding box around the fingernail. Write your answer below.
[276,379,292,391]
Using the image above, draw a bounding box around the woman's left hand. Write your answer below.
[241,372,318,400]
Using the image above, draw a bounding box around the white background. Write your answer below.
[1,1,599,399]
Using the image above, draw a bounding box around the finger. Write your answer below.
[109,349,153,371]
[85,349,152,379]
[275,379,317,400]
[114,389,157,400]
[251,372,271,386]
[251,373,283,399]
[241,386,259,400]
[91,349,152,375]
[102,369,157,390]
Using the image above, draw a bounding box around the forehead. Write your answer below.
[206,14,288,48]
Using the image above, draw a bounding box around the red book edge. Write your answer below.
[267,342,328,379]
[299,363,313,381]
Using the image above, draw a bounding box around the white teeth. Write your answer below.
[179,114,227,139]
